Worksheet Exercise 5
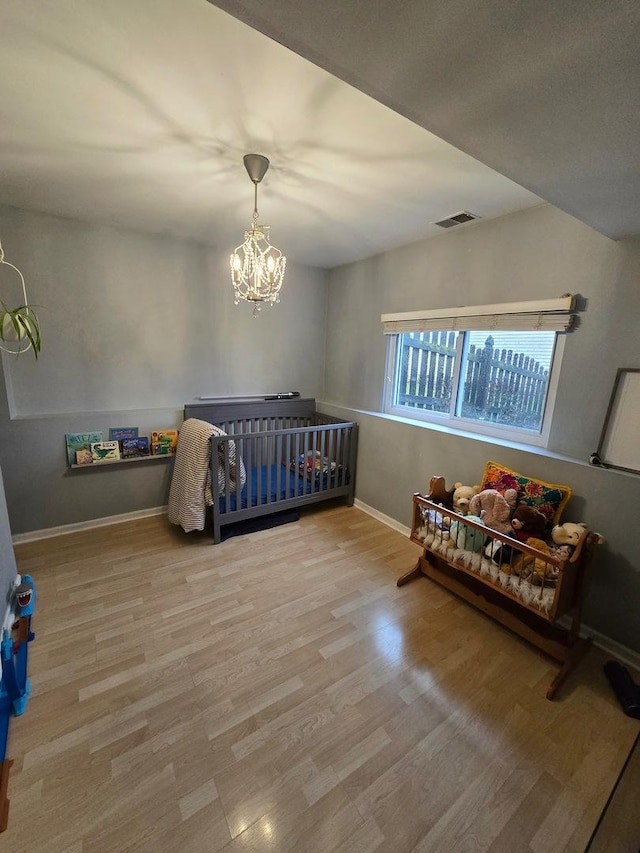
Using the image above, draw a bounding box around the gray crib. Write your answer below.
[183,398,358,543]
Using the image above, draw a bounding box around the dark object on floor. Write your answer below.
[220,510,300,541]
[604,660,640,719]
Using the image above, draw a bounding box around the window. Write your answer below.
[382,297,574,445]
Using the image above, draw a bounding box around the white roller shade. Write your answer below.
[382,295,575,334]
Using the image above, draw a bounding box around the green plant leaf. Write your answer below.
[0,302,41,358]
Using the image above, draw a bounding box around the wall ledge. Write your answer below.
[318,399,640,479]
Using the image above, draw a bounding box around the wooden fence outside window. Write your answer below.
[398,331,549,429]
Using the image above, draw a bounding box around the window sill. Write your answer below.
[385,406,550,448]
[318,399,592,468]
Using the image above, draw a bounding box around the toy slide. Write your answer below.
[0,574,36,832]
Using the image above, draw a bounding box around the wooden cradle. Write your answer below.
[183,398,358,543]
[398,482,601,699]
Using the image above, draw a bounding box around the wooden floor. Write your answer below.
[3,504,639,852]
[586,731,640,852]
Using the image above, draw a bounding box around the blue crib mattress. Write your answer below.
[219,464,317,512]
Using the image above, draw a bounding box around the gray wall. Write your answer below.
[2,201,638,655]
[0,463,18,618]
[322,204,640,653]
[0,205,328,533]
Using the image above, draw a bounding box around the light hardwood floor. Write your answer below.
[3,504,639,852]
[587,731,640,852]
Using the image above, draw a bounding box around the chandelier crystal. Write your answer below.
[230,154,286,316]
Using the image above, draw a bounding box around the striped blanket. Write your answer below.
[168,418,246,533]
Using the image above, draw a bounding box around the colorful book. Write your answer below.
[75,448,93,466]
[151,429,179,455]
[109,426,139,443]
[65,432,103,466]
[90,440,121,462]
[121,436,150,458]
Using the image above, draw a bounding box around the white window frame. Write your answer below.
[382,297,574,448]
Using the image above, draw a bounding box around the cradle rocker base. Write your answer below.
[398,552,591,699]
[399,490,600,700]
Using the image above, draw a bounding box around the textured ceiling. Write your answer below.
[0,0,543,268]
[3,1,638,271]
[209,0,640,242]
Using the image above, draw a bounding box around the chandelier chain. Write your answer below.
[253,182,259,223]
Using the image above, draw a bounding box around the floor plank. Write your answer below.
[586,731,640,853]
[2,504,638,852]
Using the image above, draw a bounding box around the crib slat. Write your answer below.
[319,428,325,493]
[266,433,273,505]
[336,428,343,487]
[236,434,243,511]
[293,431,300,500]
[310,429,317,493]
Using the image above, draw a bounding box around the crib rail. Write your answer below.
[209,418,357,543]
[185,397,320,431]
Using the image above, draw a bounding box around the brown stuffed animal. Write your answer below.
[517,537,560,587]
[427,476,455,510]
[510,503,547,542]
[469,488,518,535]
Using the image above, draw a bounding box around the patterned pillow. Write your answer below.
[480,461,572,526]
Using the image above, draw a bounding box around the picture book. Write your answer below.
[90,440,121,463]
[151,429,179,455]
[65,431,103,466]
[121,436,150,458]
[109,426,139,442]
[75,448,93,466]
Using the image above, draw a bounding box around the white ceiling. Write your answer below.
[210,0,640,244]
[2,1,638,270]
[0,0,542,269]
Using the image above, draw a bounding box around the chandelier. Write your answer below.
[230,154,286,316]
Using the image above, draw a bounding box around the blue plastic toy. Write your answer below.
[1,574,36,831]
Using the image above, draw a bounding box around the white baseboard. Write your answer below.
[353,498,411,537]
[354,498,640,673]
[12,505,168,544]
[581,625,640,675]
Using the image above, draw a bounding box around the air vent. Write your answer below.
[434,211,481,229]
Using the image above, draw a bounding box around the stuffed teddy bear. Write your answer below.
[452,482,481,516]
[552,521,605,548]
[551,522,587,547]
[510,503,547,542]
[517,537,560,586]
[469,488,518,535]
